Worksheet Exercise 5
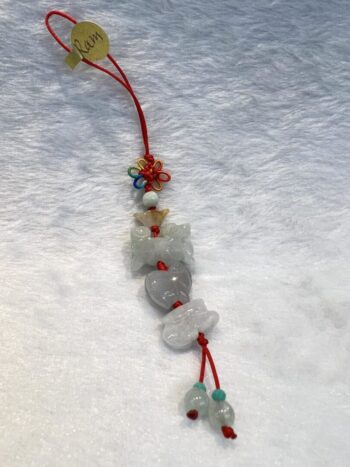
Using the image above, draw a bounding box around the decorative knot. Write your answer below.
[197,332,208,347]
[156,261,169,271]
[151,225,160,237]
[144,153,155,163]
[186,410,198,420]
[128,157,171,192]
[221,426,237,439]
[139,163,155,182]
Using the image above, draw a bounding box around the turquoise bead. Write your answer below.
[212,389,226,401]
[193,382,206,392]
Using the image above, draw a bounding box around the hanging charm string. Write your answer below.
[45,10,150,156]
[45,10,236,440]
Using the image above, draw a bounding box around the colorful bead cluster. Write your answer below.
[129,156,237,440]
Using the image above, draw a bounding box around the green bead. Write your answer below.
[193,382,206,392]
[212,389,226,401]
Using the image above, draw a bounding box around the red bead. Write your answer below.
[172,301,183,309]
[186,410,198,420]
[221,426,237,439]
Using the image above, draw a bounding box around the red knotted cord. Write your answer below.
[45,10,150,155]
[156,261,169,271]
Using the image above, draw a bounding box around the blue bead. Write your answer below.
[193,382,206,392]
[212,389,226,401]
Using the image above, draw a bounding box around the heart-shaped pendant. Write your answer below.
[145,262,192,310]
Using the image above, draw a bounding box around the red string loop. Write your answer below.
[45,10,150,155]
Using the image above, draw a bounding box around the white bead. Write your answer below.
[184,388,209,417]
[208,400,235,431]
[142,191,159,208]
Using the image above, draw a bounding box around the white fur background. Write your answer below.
[1,1,350,466]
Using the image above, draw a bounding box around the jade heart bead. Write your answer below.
[145,262,192,310]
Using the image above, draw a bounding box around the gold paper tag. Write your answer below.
[65,21,109,69]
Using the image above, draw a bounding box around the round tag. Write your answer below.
[70,21,109,61]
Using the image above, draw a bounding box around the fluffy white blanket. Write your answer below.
[1,0,349,465]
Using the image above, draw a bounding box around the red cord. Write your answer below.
[45,10,150,155]
[198,346,207,383]
[197,332,221,389]
[205,346,221,390]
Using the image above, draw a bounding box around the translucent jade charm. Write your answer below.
[162,299,219,350]
[208,400,236,438]
[145,262,192,310]
[130,223,194,271]
[184,384,209,419]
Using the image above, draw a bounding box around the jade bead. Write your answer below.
[208,400,235,431]
[142,191,159,208]
[184,387,209,417]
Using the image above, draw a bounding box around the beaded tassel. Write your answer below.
[131,180,237,438]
